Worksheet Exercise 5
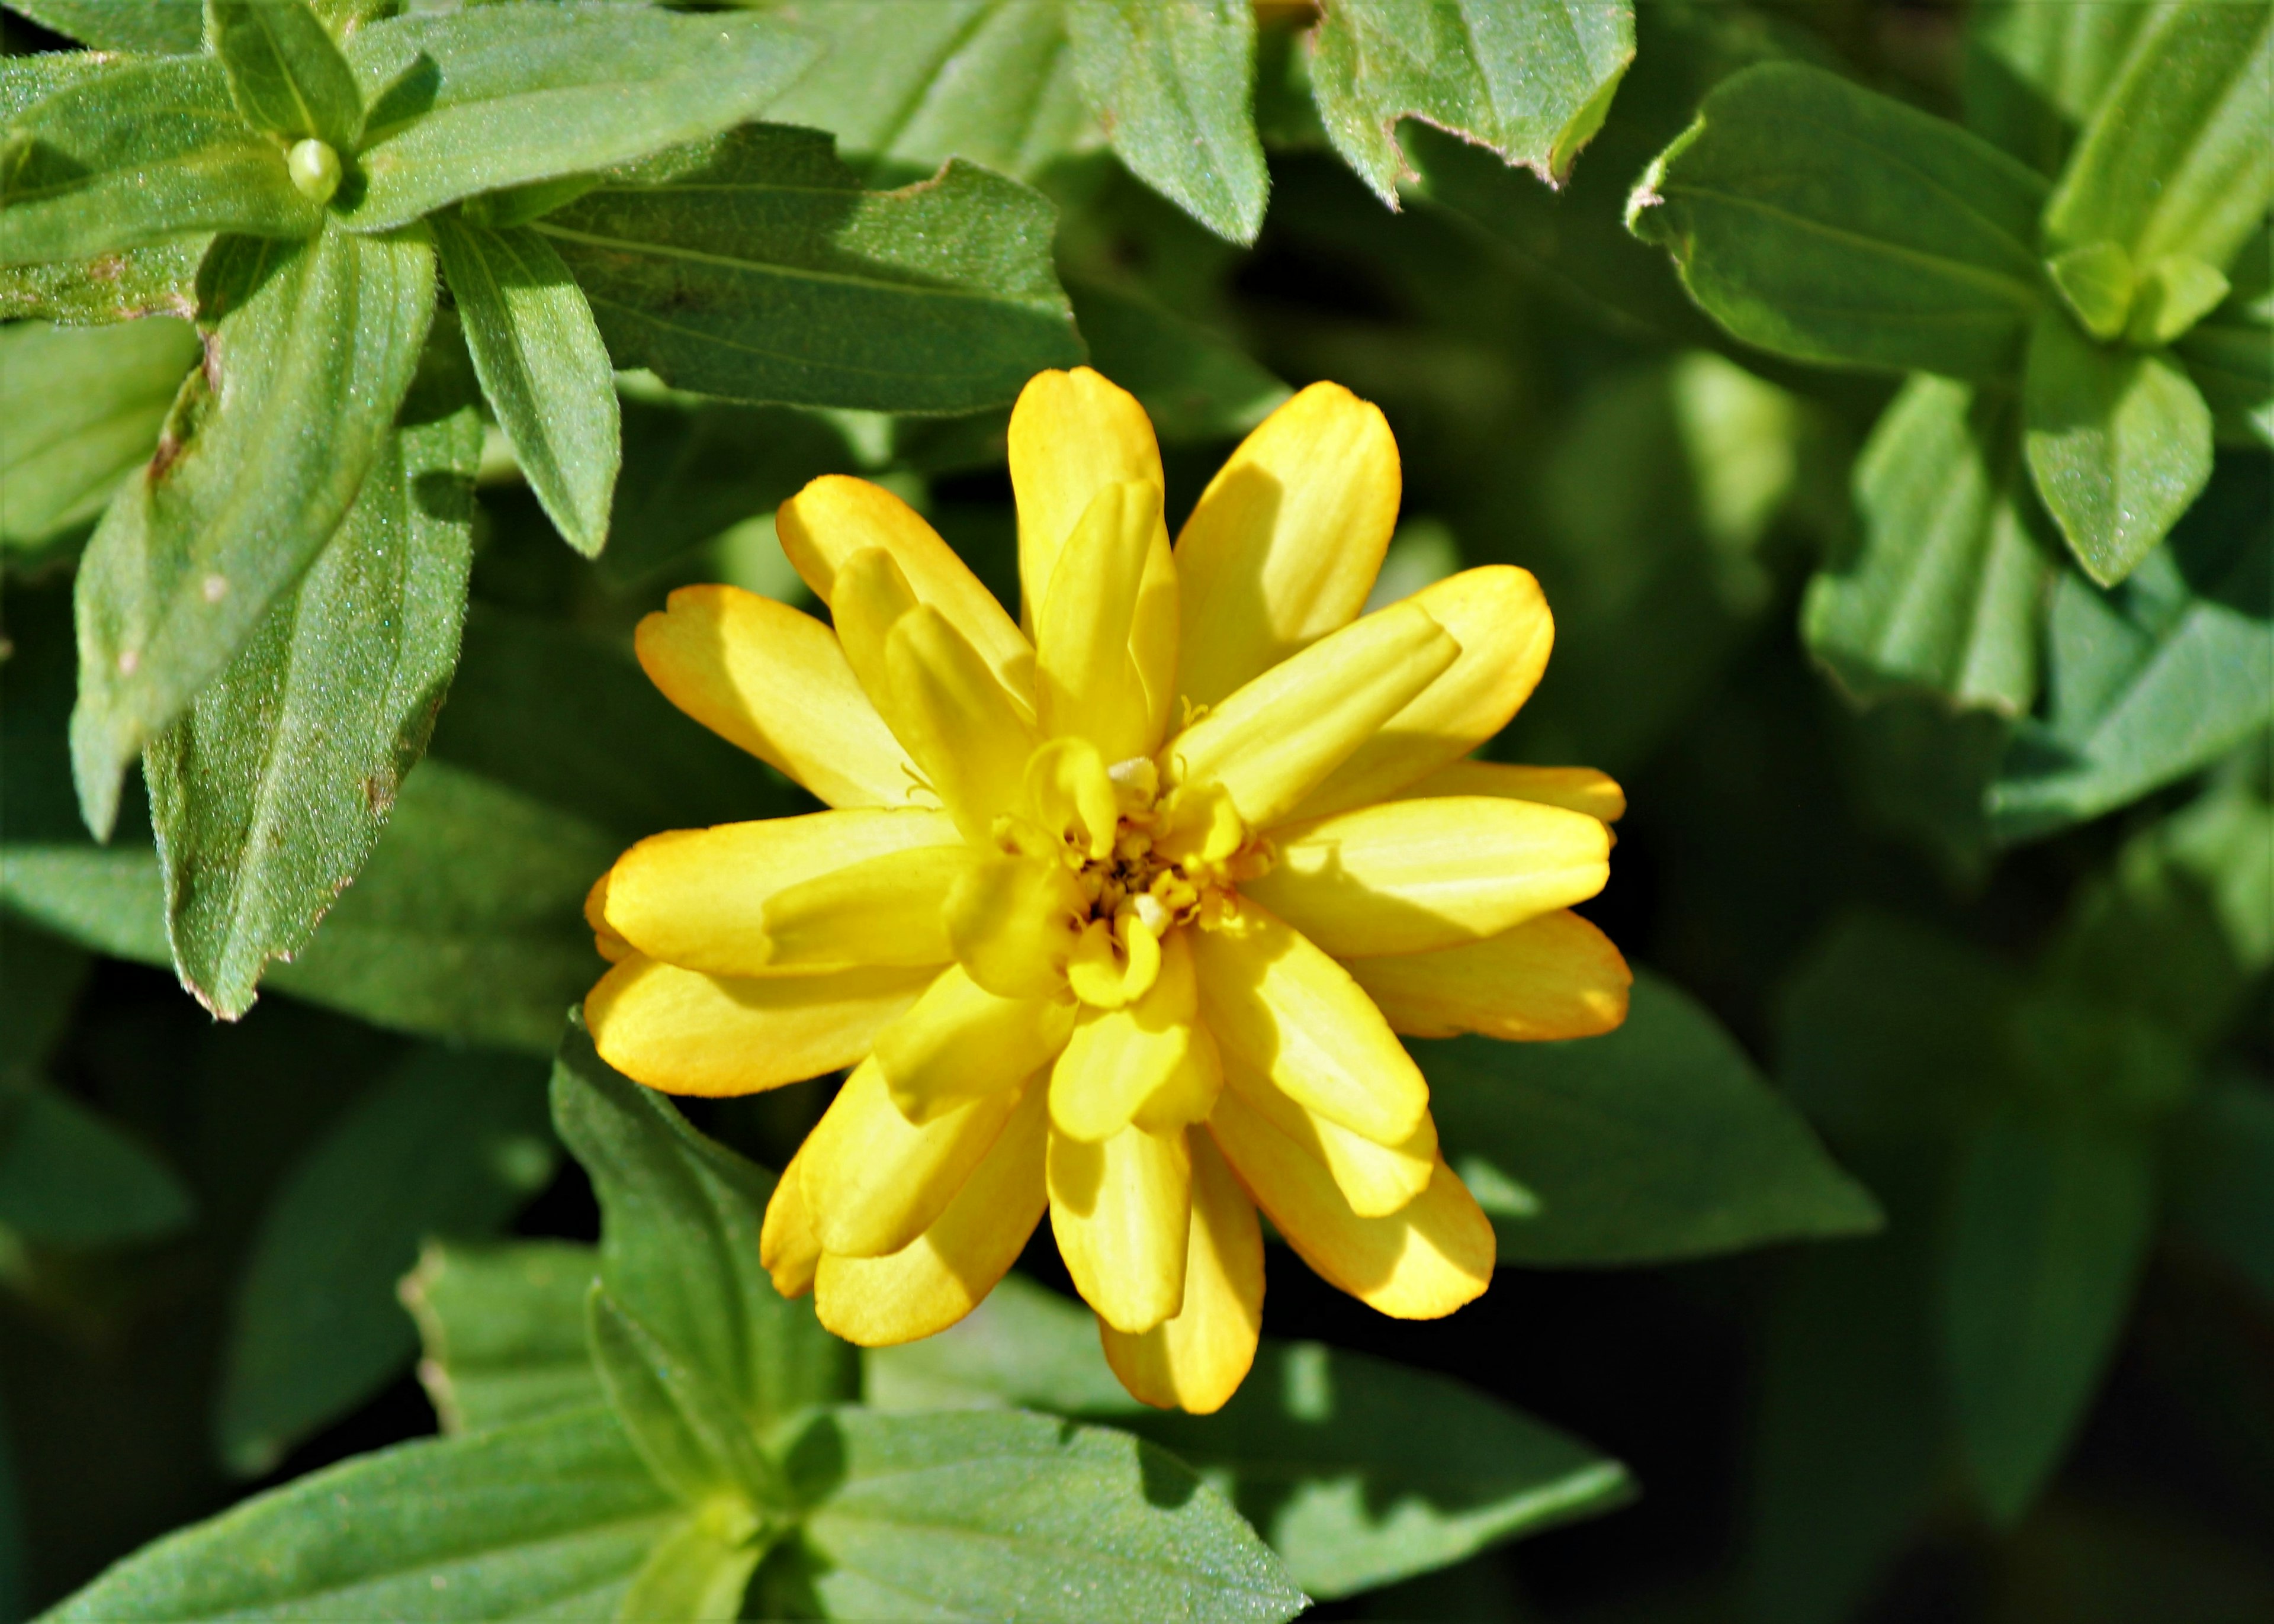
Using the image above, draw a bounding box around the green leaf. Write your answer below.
[431,213,618,557]
[39,1406,676,1622]
[4,0,202,53]
[214,1045,555,1478]
[0,917,87,1075]
[1308,0,1635,205]
[1628,61,2049,380]
[1415,970,1881,1264]
[142,353,480,1018]
[1963,0,2153,175]
[1990,458,2272,841]
[1068,276,1289,441]
[551,1015,857,1427]
[209,0,364,149]
[534,124,1084,411]
[2022,306,2215,585]
[336,6,821,232]
[2042,1,2273,274]
[587,1287,781,1512]
[1803,375,2054,715]
[0,317,200,554]
[0,57,319,265]
[1063,0,1266,243]
[2045,239,2138,342]
[0,237,207,326]
[865,1271,1135,1416]
[2176,227,2274,447]
[0,1078,194,1246]
[402,1239,606,1435]
[772,1407,1308,1624]
[69,221,438,840]
[2167,1073,2274,1303]
[1941,1111,2158,1524]
[621,1516,766,1624]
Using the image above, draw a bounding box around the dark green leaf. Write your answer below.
[210,0,364,149]
[0,57,319,265]
[0,1078,194,1246]
[587,1287,782,1512]
[69,221,438,839]
[551,1015,857,1428]
[1803,375,2053,714]
[1063,0,1266,243]
[336,6,821,231]
[0,1388,20,1624]
[1963,0,2151,175]
[4,0,201,53]
[2167,1073,2274,1303]
[0,237,206,326]
[1416,970,1881,1264]
[1069,275,1288,441]
[2022,306,2215,586]
[1941,1111,2158,1524]
[2179,308,2274,448]
[536,124,1083,411]
[432,213,617,557]
[1309,0,1634,205]
[402,1239,606,1435]
[40,1406,676,1622]
[0,917,87,1075]
[142,356,480,1018]
[774,1407,1308,1624]
[214,1046,555,1478]
[0,317,199,554]
[1629,61,2048,380]
[2041,1,2273,275]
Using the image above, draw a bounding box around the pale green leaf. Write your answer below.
[336,5,821,231]
[2167,1073,2274,1303]
[215,1046,554,1479]
[4,0,201,53]
[0,47,113,122]
[39,1406,676,1622]
[0,237,207,326]
[1417,971,1882,1264]
[1629,61,2049,380]
[432,213,618,557]
[69,221,438,840]
[1309,0,1635,205]
[0,1077,194,1246]
[535,124,1083,411]
[143,357,480,1018]
[619,1517,765,1624]
[1063,0,1266,243]
[0,57,319,265]
[1803,375,2053,714]
[0,317,200,553]
[402,1239,606,1436]
[2023,306,2214,584]
[2042,0,2273,273]
[587,1287,782,1511]
[2176,228,2273,446]
[1963,0,2153,174]
[210,0,364,149]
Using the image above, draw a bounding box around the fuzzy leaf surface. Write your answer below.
[209,0,364,149]
[403,1240,607,1436]
[0,318,200,554]
[4,0,201,53]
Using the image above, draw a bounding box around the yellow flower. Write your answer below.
[583,368,1631,1413]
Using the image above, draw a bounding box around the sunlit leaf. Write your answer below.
[402,1239,606,1436]
[0,318,200,555]
[587,1287,782,1512]
[1963,0,2151,175]
[4,0,201,54]
[210,0,364,150]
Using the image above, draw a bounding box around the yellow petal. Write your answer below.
[814,1083,1049,1347]
[586,870,631,963]
[1065,910,1162,1009]
[1100,1130,1261,1414]
[1023,736,1120,862]
[1174,382,1401,709]
[603,809,961,977]
[1051,930,1219,1141]
[760,844,977,972]
[1189,901,1428,1146]
[1207,1089,1493,1319]
[875,965,1077,1122]
[584,955,932,1097]
[1008,367,1164,631]
[1349,909,1633,1040]
[1049,1121,1191,1334]
[760,1146,821,1298]
[1037,478,1162,761]
[1394,760,1626,824]
[1167,599,1457,833]
[634,584,914,810]
[1244,796,1611,960]
[778,474,1035,709]
[1220,1049,1434,1219]
[885,605,1044,845]
[945,856,1088,1000]
[800,1059,1026,1259]
[1289,567,1554,821]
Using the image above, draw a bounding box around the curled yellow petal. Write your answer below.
[586,870,631,963]
[1049,1121,1192,1334]
[634,584,914,810]
[1037,478,1162,761]
[814,1084,1049,1347]
[584,955,932,1098]
[603,809,961,977]
[1395,760,1626,824]
[800,1059,1026,1259]
[1023,736,1120,863]
[1009,367,1164,630]
[760,1146,821,1298]
[1167,599,1457,833]
[1244,796,1611,960]
[1349,909,1633,1041]
[1100,1130,1261,1414]
[946,856,1087,1000]
[1220,1049,1434,1219]
[1051,930,1219,1141]
[759,844,976,972]
[885,606,1044,846]
[875,965,1078,1123]
[1065,911,1162,1009]
[1189,901,1428,1146]
[1290,567,1554,822]
[1207,1088,1493,1319]
[1174,381,1401,710]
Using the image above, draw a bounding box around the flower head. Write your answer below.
[585,369,1631,1411]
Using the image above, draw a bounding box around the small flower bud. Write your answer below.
[287,138,341,204]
